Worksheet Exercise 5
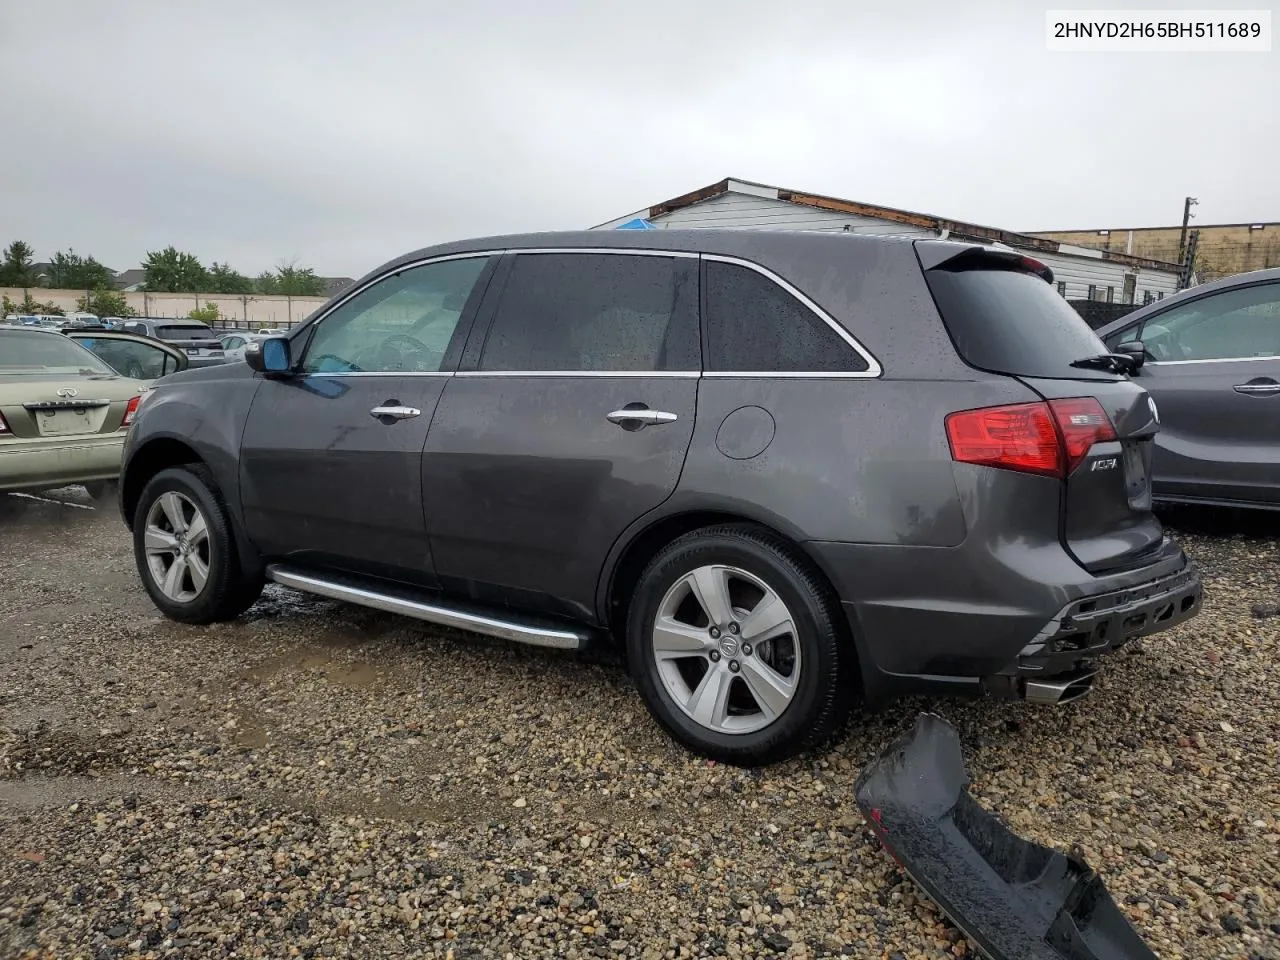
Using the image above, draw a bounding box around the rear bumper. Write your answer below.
[0,434,125,492]
[806,534,1199,703]
[1007,563,1201,676]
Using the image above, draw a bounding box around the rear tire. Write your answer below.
[84,481,117,506]
[626,524,853,766]
[132,465,263,623]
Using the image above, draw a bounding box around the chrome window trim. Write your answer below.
[1147,354,1280,366]
[700,254,883,378]
[510,247,700,259]
[300,371,453,378]
[295,245,883,379]
[702,371,879,379]
[456,370,700,378]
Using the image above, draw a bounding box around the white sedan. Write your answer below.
[219,333,268,363]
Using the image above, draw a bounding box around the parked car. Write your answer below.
[115,318,226,367]
[1,326,146,502]
[118,231,1202,765]
[1097,268,1280,510]
[61,327,190,382]
[219,332,266,363]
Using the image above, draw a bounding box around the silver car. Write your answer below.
[219,332,267,363]
[1097,267,1280,509]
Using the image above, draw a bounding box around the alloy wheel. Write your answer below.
[143,491,211,603]
[651,564,801,735]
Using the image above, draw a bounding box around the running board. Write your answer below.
[265,565,592,651]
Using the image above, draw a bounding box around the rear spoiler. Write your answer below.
[916,240,1054,285]
[856,714,1157,960]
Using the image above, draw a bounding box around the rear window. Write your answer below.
[0,331,116,376]
[925,264,1116,380]
[156,324,213,341]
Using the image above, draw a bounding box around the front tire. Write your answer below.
[133,465,263,623]
[626,524,853,766]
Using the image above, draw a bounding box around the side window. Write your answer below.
[479,253,697,372]
[703,260,870,373]
[1137,283,1280,362]
[302,257,490,374]
[80,339,171,379]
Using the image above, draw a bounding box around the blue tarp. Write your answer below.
[615,218,657,230]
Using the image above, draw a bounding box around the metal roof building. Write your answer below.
[594,178,1183,306]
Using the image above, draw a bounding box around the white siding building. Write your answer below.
[594,179,1182,305]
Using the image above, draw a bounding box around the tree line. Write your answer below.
[1,239,330,317]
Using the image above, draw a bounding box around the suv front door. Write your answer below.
[423,250,701,619]
[238,254,496,583]
[1106,281,1280,505]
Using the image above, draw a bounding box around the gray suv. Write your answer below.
[117,318,226,367]
[119,231,1202,765]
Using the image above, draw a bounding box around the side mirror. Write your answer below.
[1114,340,1147,368]
[245,336,293,375]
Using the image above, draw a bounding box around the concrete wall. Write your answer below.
[1,287,330,327]
[1031,224,1280,280]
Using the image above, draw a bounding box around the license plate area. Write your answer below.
[1122,440,1151,507]
[38,409,104,436]
[24,400,110,436]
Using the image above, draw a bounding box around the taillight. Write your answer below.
[121,396,142,428]
[1048,397,1116,475]
[946,397,1116,479]
[946,402,1062,477]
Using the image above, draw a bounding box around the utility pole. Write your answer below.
[1180,230,1200,290]
[1177,196,1198,265]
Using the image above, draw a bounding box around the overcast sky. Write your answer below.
[2,0,1275,277]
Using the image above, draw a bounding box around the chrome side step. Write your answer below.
[265,565,591,651]
[1023,668,1098,706]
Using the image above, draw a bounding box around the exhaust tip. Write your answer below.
[1024,669,1097,706]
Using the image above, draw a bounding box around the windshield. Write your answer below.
[925,263,1118,380]
[0,330,117,376]
[156,324,214,340]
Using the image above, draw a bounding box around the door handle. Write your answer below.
[1232,382,1280,396]
[607,408,678,426]
[370,404,422,420]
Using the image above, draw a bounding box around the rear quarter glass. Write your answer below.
[924,264,1119,382]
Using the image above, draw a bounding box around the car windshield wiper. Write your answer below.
[1069,352,1136,375]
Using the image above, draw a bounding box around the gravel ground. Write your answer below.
[1,489,1278,960]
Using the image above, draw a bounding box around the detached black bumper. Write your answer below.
[855,713,1157,960]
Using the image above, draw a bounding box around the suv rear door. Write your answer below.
[1102,280,1280,506]
[422,250,701,619]
[921,247,1163,574]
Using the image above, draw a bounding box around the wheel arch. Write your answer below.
[599,499,850,647]
[123,434,265,579]
[121,435,203,528]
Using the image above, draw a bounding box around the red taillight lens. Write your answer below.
[946,397,1116,479]
[121,396,141,428]
[1048,397,1117,475]
[946,402,1062,477]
